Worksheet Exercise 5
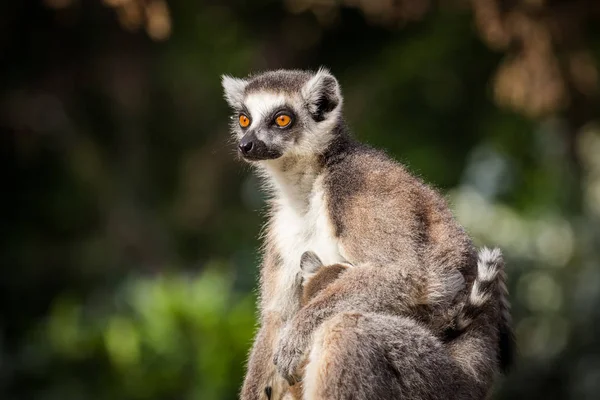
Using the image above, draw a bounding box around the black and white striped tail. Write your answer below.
[497,256,515,373]
[445,247,515,372]
[454,247,504,331]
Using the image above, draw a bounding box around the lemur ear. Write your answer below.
[221,75,248,108]
[301,67,342,122]
[300,251,323,273]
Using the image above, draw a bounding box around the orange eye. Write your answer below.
[239,114,250,128]
[275,114,292,127]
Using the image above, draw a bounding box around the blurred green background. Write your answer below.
[1,0,600,399]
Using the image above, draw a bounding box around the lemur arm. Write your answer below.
[273,262,463,384]
[241,238,289,400]
[240,313,282,400]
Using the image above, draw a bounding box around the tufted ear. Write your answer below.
[300,251,323,274]
[301,67,342,122]
[221,75,248,108]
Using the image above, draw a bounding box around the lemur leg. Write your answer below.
[302,312,484,400]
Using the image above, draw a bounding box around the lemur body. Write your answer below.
[222,69,514,400]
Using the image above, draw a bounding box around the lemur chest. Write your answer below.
[267,183,344,316]
[273,203,341,266]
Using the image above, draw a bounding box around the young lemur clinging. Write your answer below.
[274,248,509,400]
[222,68,514,400]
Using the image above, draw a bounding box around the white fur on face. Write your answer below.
[238,84,342,158]
[243,92,287,140]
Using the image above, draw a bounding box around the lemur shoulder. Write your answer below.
[222,68,514,400]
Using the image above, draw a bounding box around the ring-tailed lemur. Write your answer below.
[222,68,514,400]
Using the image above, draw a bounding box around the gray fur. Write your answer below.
[245,69,313,94]
[222,69,513,400]
[304,312,485,400]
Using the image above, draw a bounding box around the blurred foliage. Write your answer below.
[30,268,254,400]
[1,0,599,399]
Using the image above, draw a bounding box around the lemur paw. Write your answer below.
[273,326,307,386]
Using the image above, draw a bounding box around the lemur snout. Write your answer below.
[238,136,254,155]
[238,131,282,161]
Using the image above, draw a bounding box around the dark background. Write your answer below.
[2,0,600,399]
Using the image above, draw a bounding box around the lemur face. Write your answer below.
[222,68,343,161]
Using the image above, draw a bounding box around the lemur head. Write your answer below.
[299,251,353,305]
[221,68,343,162]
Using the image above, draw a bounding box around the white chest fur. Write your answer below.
[266,175,344,318]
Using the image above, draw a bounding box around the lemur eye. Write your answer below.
[239,114,251,128]
[275,114,292,128]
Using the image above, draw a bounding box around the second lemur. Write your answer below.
[269,248,509,400]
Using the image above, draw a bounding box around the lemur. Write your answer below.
[270,248,509,400]
[222,68,514,400]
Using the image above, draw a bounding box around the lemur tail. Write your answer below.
[454,247,504,332]
[446,247,515,372]
[496,252,516,373]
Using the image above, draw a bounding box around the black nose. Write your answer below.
[239,137,254,155]
[237,131,281,160]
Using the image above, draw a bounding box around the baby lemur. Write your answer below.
[222,68,513,400]
[273,248,509,400]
